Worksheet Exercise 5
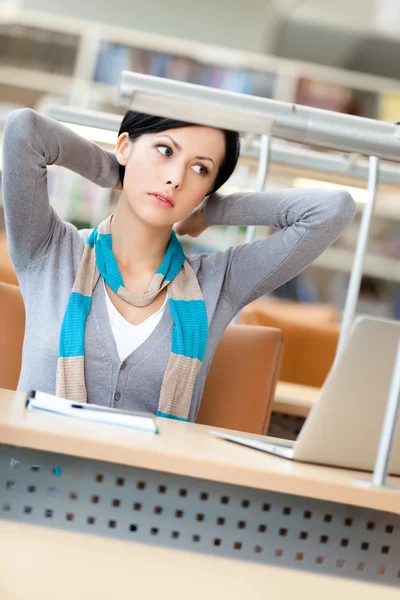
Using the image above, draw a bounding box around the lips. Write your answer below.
[148,192,174,207]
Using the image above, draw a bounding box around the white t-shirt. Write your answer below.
[103,280,168,363]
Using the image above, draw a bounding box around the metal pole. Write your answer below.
[371,336,400,487]
[335,156,380,360]
[245,134,271,244]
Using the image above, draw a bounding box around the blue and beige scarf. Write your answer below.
[56,215,208,421]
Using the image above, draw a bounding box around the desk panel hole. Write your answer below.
[193,535,201,543]
[283,507,292,516]
[108,520,117,529]
[378,566,386,576]
[221,496,230,505]
[361,542,369,551]
[48,487,59,497]
[116,477,125,487]
[234,542,242,550]
[69,491,78,501]
[337,559,346,569]
[175,510,184,519]
[6,480,15,489]
[324,514,332,523]
[2,503,11,512]
[254,545,263,554]
[200,492,209,501]
[341,538,349,547]
[10,458,20,469]
[381,545,390,554]
[357,562,366,572]
[300,531,308,540]
[150,527,159,536]
[171,531,180,539]
[45,509,53,518]
[23,506,32,514]
[154,506,163,515]
[303,510,312,519]
[133,503,142,511]
[53,466,62,476]
[137,481,146,490]
[158,485,167,494]
[217,517,225,526]
[320,535,328,544]
[72,472,83,480]
[275,549,283,558]
[87,517,96,525]
[262,503,270,512]
[385,525,394,534]
[129,524,138,532]
[112,499,121,508]
[95,474,103,483]
[196,513,205,522]
[238,521,246,529]
[91,495,100,504]
[344,518,353,527]
[258,524,267,533]
[296,552,304,561]
[214,538,221,547]
[367,521,375,531]
[179,489,188,497]
[316,556,325,565]
[66,513,74,521]
[27,485,36,493]
[397,570,400,578]
[31,464,41,472]
[242,500,250,509]
[279,528,287,537]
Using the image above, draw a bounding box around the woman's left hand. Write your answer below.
[173,200,209,238]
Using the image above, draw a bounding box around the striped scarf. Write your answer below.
[56,215,208,421]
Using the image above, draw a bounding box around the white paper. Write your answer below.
[26,391,158,434]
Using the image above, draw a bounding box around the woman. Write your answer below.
[2,108,356,421]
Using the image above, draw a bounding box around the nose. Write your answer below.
[165,163,185,190]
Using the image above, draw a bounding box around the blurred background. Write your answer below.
[1,0,400,322]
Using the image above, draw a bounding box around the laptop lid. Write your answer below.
[294,316,400,474]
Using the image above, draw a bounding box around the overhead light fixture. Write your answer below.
[292,177,368,205]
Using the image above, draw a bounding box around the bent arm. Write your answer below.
[2,108,119,271]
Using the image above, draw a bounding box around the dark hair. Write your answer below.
[118,111,240,195]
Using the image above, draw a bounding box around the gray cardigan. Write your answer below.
[2,109,356,421]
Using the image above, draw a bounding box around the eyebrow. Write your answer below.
[157,134,215,166]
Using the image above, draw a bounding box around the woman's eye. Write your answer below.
[192,164,208,176]
[156,145,173,157]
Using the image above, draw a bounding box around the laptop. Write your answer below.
[212,316,400,475]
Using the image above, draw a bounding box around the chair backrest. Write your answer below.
[240,299,339,388]
[197,324,283,435]
[0,233,18,286]
[0,282,25,390]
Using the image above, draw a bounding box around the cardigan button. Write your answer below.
[114,392,121,401]
[120,361,127,370]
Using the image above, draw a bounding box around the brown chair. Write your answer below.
[197,324,283,435]
[239,298,339,388]
[0,282,25,390]
[0,233,18,286]
[0,284,283,436]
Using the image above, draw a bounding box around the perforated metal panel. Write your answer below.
[1,444,400,586]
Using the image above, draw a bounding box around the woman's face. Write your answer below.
[117,125,226,228]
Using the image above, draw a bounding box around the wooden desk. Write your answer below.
[1,388,400,597]
[274,381,320,418]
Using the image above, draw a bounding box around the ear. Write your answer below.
[116,132,131,166]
